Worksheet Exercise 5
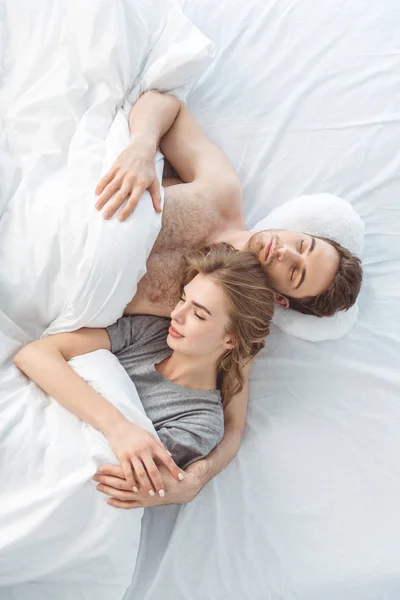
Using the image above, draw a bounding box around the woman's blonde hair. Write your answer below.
[181,243,275,404]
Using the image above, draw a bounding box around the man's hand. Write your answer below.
[93,460,209,509]
[95,138,162,221]
[105,420,184,497]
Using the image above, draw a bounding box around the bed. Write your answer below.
[1,0,400,599]
[128,1,400,599]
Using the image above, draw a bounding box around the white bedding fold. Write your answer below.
[0,0,213,597]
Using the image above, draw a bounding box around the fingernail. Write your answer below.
[104,212,109,219]
[95,203,100,209]
[92,476,99,481]
[159,489,165,498]
[167,451,172,456]
[133,486,138,493]
[149,490,155,497]
[178,473,184,481]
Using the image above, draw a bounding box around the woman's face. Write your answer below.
[168,273,234,359]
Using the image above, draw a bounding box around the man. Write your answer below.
[92,91,362,509]
[95,91,362,319]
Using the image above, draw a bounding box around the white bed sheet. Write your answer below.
[126,1,400,599]
[0,1,213,598]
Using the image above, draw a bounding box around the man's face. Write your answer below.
[246,229,340,301]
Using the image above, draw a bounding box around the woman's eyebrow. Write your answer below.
[309,236,316,253]
[191,300,212,316]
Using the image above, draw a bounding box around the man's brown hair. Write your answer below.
[287,237,362,317]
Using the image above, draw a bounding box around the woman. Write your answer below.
[14,244,274,500]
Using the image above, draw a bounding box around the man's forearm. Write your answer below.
[195,369,250,487]
[128,90,181,153]
[197,425,243,486]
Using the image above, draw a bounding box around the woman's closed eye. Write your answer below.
[290,266,297,281]
[180,296,205,320]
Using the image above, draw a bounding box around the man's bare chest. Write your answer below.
[126,189,218,315]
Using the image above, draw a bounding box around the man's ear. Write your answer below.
[273,292,290,309]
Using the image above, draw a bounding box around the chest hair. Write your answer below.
[134,188,219,311]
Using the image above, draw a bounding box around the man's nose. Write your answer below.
[277,245,301,262]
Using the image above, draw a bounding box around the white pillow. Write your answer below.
[252,194,364,341]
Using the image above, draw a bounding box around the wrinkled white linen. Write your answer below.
[0,1,213,598]
[1,0,400,598]
[125,0,400,599]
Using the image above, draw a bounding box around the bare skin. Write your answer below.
[92,91,339,509]
[98,93,338,319]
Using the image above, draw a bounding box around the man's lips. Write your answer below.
[169,325,184,339]
[264,238,273,262]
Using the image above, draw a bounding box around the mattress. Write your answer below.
[126,1,400,599]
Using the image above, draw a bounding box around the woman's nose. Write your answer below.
[171,304,185,323]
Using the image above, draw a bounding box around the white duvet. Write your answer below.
[0,1,213,598]
[126,1,400,599]
[2,0,400,599]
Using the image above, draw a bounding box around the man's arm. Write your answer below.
[95,93,244,225]
[93,367,250,508]
[159,104,243,224]
[95,90,181,220]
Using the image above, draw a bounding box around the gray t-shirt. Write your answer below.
[107,315,224,469]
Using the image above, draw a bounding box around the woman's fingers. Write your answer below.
[154,446,185,482]
[142,453,165,497]
[94,473,132,491]
[121,459,135,489]
[97,483,136,501]
[107,499,140,510]
[131,456,155,496]
[97,464,125,478]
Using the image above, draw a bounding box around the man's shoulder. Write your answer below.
[162,181,243,244]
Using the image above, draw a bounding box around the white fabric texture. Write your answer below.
[1,1,400,599]
[0,1,213,598]
[124,1,400,600]
[253,193,365,341]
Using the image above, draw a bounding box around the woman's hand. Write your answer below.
[105,420,184,497]
[95,137,162,221]
[92,460,208,509]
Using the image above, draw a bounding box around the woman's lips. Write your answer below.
[169,325,184,339]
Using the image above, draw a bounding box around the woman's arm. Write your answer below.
[14,329,124,434]
[94,366,250,508]
[13,329,183,493]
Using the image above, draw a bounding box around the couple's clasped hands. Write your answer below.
[95,138,162,221]
[99,419,206,509]
[104,420,183,498]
